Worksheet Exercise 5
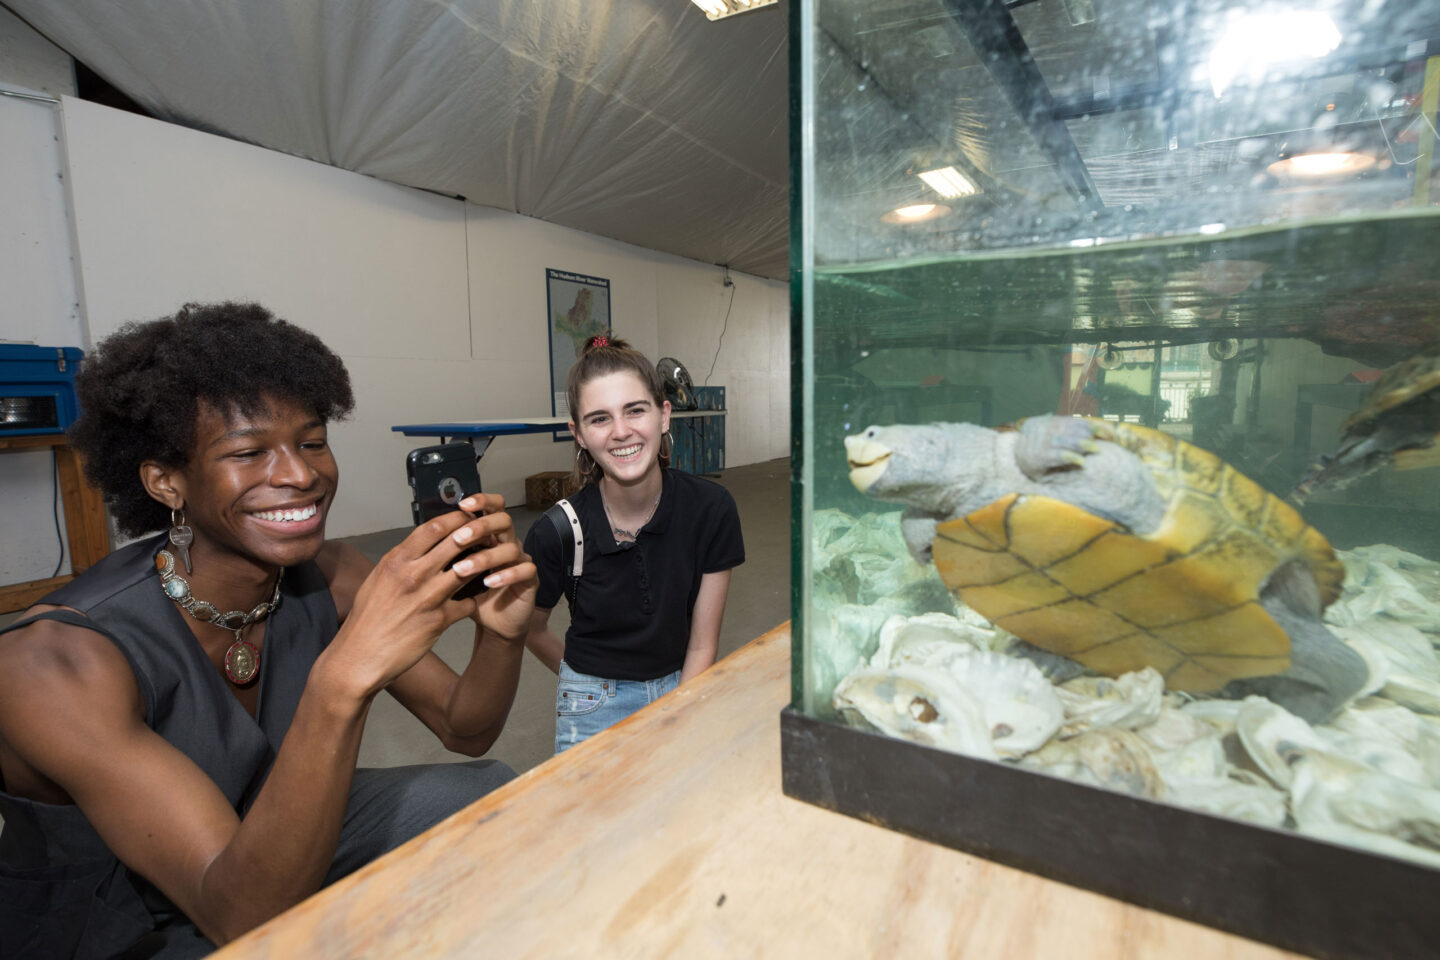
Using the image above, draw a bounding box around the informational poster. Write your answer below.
[546,268,611,429]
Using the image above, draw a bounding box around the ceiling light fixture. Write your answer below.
[690,0,779,21]
[917,166,979,199]
[1207,11,1341,97]
[882,203,951,224]
[1267,151,1377,179]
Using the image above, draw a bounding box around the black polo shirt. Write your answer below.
[524,468,745,680]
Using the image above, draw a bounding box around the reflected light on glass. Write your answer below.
[881,203,950,224]
[917,167,979,199]
[1268,151,1377,179]
[1208,12,1341,97]
[689,0,779,20]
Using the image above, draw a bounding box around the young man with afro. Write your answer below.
[0,302,538,958]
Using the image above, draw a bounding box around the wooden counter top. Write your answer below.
[217,624,1300,958]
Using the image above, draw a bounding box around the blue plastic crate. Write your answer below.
[672,386,725,474]
[0,345,84,436]
[692,386,725,411]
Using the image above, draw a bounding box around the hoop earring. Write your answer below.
[169,507,194,574]
[576,446,598,479]
[659,430,674,463]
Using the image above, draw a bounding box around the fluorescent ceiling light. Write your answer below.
[882,202,950,224]
[917,166,979,199]
[1208,11,1341,97]
[690,0,779,21]
[1267,151,1377,179]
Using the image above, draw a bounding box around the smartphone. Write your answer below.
[406,442,488,598]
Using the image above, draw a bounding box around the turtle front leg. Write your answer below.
[1015,415,1103,481]
[900,509,939,566]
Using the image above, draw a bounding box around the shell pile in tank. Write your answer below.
[824,512,1440,869]
[807,508,961,697]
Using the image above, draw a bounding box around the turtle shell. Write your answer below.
[931,420,1344,694]
[1342,343,1440,432]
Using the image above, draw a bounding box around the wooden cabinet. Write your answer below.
[0,434,110,613]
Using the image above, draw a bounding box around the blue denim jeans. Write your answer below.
[555,660,681,754]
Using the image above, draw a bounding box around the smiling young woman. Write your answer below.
[523,334,745,754]
[0,302,537,958]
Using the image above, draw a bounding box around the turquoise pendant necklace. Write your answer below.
[155,548,283,686]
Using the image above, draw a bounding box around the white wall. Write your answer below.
[654,255,791,469]
[1,92,788,580]
[0,6,74,98]
[62,97,472,363]
[0,13,83,581]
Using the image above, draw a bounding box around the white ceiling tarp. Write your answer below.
[4,0,790,279]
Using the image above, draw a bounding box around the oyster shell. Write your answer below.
[1324,698,1440,789]
[1333,620,1440,715]
[1022,728,1165,799]
[1162,777,1288,828]
[1330,547,1440,629]
[834,616,1064,760]
[1235,697,1329,789]
[871,612,988,669]
[941,650,1064,758]
[1054,669,1165,737]
[1179,698,1248,738]
[1290,750,1440,863]
[834,666,995,760]
[1320,699,1434,787]
[1150,733,1229,783]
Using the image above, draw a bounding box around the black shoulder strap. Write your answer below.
[542,498,584,615]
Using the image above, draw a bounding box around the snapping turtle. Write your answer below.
[1292,343,1440,503]
[845,415,1367,724]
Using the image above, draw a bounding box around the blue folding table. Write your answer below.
[392,418,572,458]
[393,410,726,480]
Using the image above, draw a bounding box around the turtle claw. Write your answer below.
[1016,415,1103,480]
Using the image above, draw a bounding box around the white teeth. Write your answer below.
[610,444,642,458]
[255,503,318,523]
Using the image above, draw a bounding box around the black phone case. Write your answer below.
[406,442,487,598]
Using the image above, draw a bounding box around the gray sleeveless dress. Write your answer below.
[0,534,514,958]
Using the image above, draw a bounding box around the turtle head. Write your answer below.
[846,422,995,512]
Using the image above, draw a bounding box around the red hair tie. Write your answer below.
[593,335,610,347]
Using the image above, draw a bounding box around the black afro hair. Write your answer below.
[68,301,354,537]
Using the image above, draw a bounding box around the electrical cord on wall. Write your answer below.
[704,265,736,386]
[51,452,66,577]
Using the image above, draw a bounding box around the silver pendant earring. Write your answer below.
[169,507,194,574]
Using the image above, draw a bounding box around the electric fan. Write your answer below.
[657,357,696,410]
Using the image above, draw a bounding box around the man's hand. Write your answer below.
[456,493,539,644]
[325,498,526,699]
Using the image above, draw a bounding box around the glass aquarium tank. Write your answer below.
[782,0,1440,955]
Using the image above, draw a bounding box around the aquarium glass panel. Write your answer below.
[795,0,1440,870]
